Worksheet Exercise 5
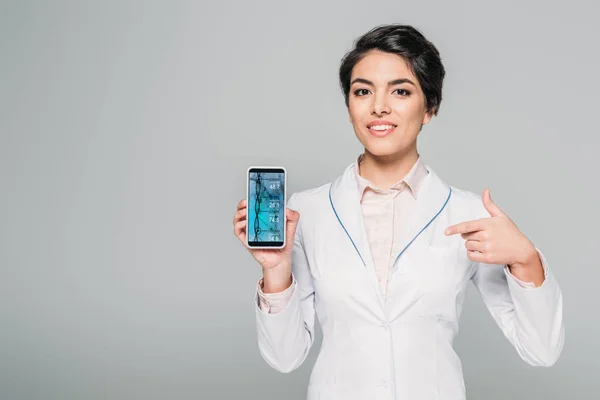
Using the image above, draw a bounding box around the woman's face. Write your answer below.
[348,50,432,158]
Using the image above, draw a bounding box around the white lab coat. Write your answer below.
[254,161,564,400]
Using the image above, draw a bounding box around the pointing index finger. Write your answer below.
[445,219,485,236]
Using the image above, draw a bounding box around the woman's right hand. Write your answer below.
[233,199,300,273]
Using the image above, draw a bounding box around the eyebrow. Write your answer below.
[350,77,416,87]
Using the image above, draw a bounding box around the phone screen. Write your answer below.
[247,167,286,247]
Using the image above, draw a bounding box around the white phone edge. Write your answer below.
[245,166,287,249]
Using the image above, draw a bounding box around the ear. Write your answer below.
[422,110,433,125]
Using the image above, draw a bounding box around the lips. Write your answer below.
[367,119,396,128]
[367,120,397,137]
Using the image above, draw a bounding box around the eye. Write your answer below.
[353,88,370,96]
[394,88,411,96]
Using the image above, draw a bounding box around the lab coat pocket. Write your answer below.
[423,246,462,287]
[416,246,470,321]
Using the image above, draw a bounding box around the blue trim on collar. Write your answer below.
[328,183,452,268]
[392,187,452,267]
[328,183,367,267]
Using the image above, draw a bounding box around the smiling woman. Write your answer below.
[339,25,445,189]
[233,23,564,400]
[348,52,431,164]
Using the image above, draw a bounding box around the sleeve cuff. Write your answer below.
[504,247,549,289]
[256,276,296,314]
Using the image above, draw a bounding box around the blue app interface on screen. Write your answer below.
[248,170,285,244]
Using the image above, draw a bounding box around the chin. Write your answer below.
[366,147,397,157]
[363,139,405,157]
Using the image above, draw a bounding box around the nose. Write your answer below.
[371,92,391,115]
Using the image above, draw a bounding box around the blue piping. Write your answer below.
[328,184,368,267]
[328,184,452,267]
[392,186,452,267]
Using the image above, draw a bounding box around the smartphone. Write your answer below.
[246,166,287,249]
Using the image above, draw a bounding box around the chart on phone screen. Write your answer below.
[248,172,284,242]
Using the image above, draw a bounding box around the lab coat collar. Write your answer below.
[354,153,428,199]
[329,159,452,305]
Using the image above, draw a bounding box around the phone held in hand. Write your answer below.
[246,166,287,249]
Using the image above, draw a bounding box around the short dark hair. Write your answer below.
[339,24,445,116]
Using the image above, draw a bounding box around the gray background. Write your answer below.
[1,1,598,399]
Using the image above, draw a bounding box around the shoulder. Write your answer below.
[285,183,333,241]
[287,182,331,213]
[447,184,489,220]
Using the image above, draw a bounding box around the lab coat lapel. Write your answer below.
[328,161,452,306]
[328,162,383,304]
[391,165,452,270]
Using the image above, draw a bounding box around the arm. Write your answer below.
[471,247,565,366]
[256,277,295,314]
[254,193,316,373]
[446,190,565,366]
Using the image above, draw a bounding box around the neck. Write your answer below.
[358,147,419,189]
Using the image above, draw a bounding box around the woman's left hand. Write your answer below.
[443,188,539,269]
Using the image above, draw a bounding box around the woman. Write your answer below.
[232,24,564,400]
